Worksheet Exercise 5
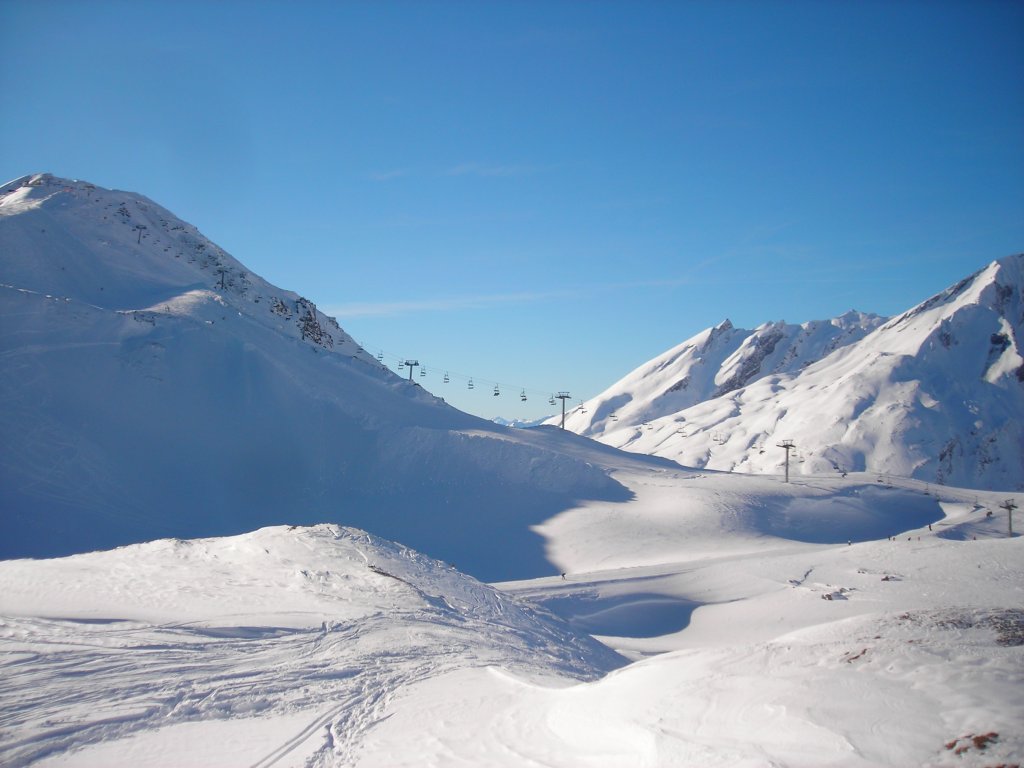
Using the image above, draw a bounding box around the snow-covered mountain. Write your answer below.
[557,311,886,436]
[492,415,553,429]
[0,174,627,580]
[557,255,1024,490]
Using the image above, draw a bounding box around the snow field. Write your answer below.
[371,524,1022,767]
[3,463,1019,766]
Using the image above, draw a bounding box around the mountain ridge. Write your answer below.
[552,308,887,436]
[557,253,1024,490]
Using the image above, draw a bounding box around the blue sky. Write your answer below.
[2,0,1022,419]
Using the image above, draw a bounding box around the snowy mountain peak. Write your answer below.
[832,308,884,329]
[0,173,384,366]
[884,254,1021,332]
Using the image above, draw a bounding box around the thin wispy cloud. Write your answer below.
[329,276,709,320]
[326,264,899,321]
[325,288,576,318]
[366,169,410,182]
[444,162,547,178]
[364,163,551,182]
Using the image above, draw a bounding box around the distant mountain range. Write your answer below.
[552,254,1024,490]
[492,415,553,429]
[0,174,628,578]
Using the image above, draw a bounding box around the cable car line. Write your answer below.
[347,340,591,410]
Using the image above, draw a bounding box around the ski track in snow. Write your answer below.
[0,524,621,767]
[1,596,532,767]
[1,617,368,767]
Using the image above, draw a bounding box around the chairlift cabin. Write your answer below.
[420,367,426,377]
[468,378,474,389]
[493,384,500,397]
[443,372,450,383]
[520,389,527,402]
[377,351,384,361]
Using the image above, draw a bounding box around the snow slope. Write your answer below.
[0,174,627,580]
[2,465,1020,767]
[346,471,1024,768]
[560,255,1024,491]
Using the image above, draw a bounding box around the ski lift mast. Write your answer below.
[556,392,572,430]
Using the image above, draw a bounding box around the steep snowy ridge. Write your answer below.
[556,310,885,436]
[0,174,630,579]
[577,254,1024,490]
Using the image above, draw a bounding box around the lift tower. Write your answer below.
[556,392,572,430]
[777,439,796,483]
[1000,499,1017,537]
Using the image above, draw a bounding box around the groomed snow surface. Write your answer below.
[2,463,1022,767]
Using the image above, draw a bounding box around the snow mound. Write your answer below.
[0,525,624,767]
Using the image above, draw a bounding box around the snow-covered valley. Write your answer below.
[1,174,1021,767]
[2,463,1021,767]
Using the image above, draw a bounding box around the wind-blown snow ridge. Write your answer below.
[558,254,1024,490]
